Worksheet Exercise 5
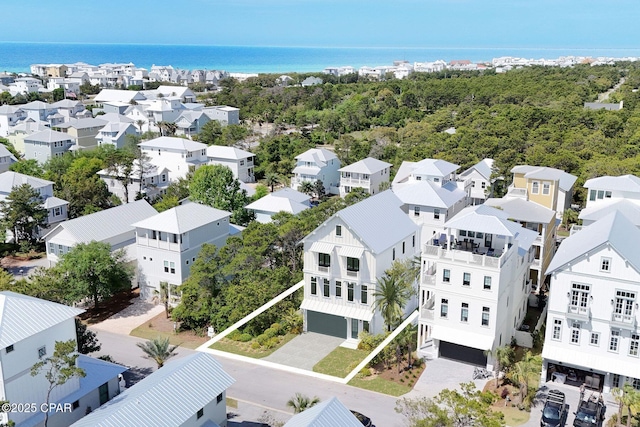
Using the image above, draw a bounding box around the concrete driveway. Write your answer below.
[263,332,344,370]
[1,255,50,278]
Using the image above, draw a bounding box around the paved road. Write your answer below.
[91,329,406,427]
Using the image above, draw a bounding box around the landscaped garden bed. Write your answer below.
[130,312,210,349]
[210,331,298,358]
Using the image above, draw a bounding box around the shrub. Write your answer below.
[228,330,243,341]
[264,327,279,339]
[270,323,282,334]
[263,337,280,349]
[358,367,371,378]
[256,334,269,346]
[250,341,261,350]
[239,333,253,342]
[357,331,386,351]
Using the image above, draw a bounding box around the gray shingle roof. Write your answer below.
[546,210,640,275]
[132,202,230,234]
[71,353,235,427]
[283,397,363,427]
[323,190,418,254]
[0,291,83,348]
[43,200,157,243]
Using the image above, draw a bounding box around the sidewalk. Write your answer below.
[91,296,164,335]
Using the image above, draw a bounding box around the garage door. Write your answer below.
[439,342,487,366]
[307,311,347,339]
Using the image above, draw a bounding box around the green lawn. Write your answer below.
[492,406,530,426]
[312,347,369,378]
[209,333,298,359]
[130,325,206,350]
[348,376,412,397]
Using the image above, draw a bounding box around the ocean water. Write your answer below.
[1,43,640,74]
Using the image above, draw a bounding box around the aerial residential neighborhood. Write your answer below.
[1,52,640,427]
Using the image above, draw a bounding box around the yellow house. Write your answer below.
[53,117,108,150]
[509,165,577,218]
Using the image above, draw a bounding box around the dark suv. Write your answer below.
[573,394,605,427]
[541,390,568,427]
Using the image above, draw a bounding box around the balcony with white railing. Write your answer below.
[421,265,436,286]
[567,304,591,321]
[346,269,359,278]
[340,176,371,187]
[422,242,506,269]
[420,296,435,321]
[611,312,637,329]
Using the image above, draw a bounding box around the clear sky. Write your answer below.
[3,0,639,48]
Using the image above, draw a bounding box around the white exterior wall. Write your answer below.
[584,187,640,208]
[542,244,640,393]
[302,216,419,338]
[0,110,25,137]
[208,157,255,183]
[465,170,490,205]
[339,169,390,197]
[135,219,230,299]
[141,147,207,180]
[291,158,341,195]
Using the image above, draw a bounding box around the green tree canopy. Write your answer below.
[9,159,44,178]
[0,183,48,249]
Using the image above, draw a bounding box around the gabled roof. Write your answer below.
[393,180,466,209]
[51,99,81,109]
[132,202,230,234]
[206,145,254,160]
[0,171,53,192]
[55,117,107,130]
[412,158,459,177]
[583,174,640,193]
[21,100,52,110]
[43,200,157,243]
[271,187,312,204]
[70,353,235,427]
[98,113,134,124]
[139,136,206,152]
[0,105,21,115]
[460,158,494,181]
[43,196,69,209]
[24,129,74,143]
[511,165,577,192]
[0,145,17,161]
[295,148,337,165]
[308,190,418,254]
[94,89,145,103]
[338,157,391,174]
[578,199,640,226]
[283,397,362,427]
[485,197,555,224]
[0,291,83,348]
[246,188,311,215]
[547,211,640,275]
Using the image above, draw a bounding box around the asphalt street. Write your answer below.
[91,329,406,427]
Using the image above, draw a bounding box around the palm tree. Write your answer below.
[612,387,624,427]
[394,323,418,370]
[265,173,280,192]
[484,345,515,389]
[298,181,315,197]
[136,119,146,135]
[373,273,412,331]
[509,351,537,405]
[286,393,320,414]
[136,337,178,369]
[313,180,325,199]
[621,383,640,427]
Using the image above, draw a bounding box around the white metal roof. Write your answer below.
[295,148,337,164]
[283,397,363,427]
[584,174,640,193]
[55,118,107,130]
[511,165,577,192]
[338,246,365,258]
[43,200,157,244]
[309,242,334,253]
[338,157,391,174]
[393,180,466,209]
[484,197,555,224]
[42,196,69,209]
[578,199,640,226]
[546,210,640,275]
[271,188,312,204]
[132,202,230,234]
[460,158,494,181]
[70,353,235,427]
[0,171,53,193]
[0,291,83,348]
[94,89,145,103]
[292,165,321,176]
[411,158,459,177]
[246,194,310,215]
[206,145,255,160]
[24,129,75,143]
[139,136,206,152]
[300,299,373,322]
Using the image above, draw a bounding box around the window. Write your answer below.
[310,277,317,295]
[5,345,13,353]
[590,332,600,346]
[172,233,178,244]
[392,248,395,260]
[461,303,469,322]
[440,299,448,318]
[463,272,471,286]
[151,230,157,240]
[433,178,440,183]
[531,181,539,194]
[442,269,450,283]
[434,209,440,220]
[99,383,109,405]
[605,191,612,198]
[197,408,204,419]
[335,225,342,236]
[416,176,422,181]
[38,346,46,358]
[610,330,621,352]
[402,242,405,254]
[361,285,368,304]
[482,307,490,326]
[323,278,330,297]
[483,276,492,290]
[631,334,640,357]
[589,189,596,201]
[240,160,245,166]
[346,257,359,272]
[571,322,580,344]
[335,281,342,298]
[472,181,476,188]
[597,190,604,199]
[72,400,79,410]
[53,207,61,216]
[614,290,636,322]
[542,182,550,195]
[552,319,562,340]
[459,230,467,237]
[414,206,420,217]
[168,262,175,274]
[601,257,611,272]
[318,253,330,267]
[217,393,224,404]
[347,283,354,302]
[481,182,486,189]
[570,283,590,313]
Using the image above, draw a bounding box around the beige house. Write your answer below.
[509,165,577,218]
[53,118,108,150]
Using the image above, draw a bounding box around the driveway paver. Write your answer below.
[90,296,164,335]
[263,332,344,370]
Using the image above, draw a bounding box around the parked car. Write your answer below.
[573,394,605,427]
[350,410,374,427]
[541,389,568,427]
